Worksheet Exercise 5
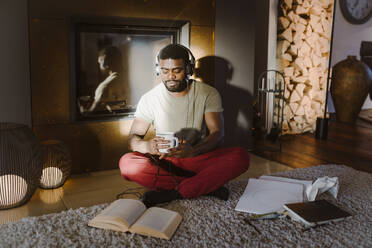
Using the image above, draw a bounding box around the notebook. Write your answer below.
[283,200,351,226]
[235,178,304,214]
[259,175,313,200]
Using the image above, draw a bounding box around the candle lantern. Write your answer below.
[39,140,71,189]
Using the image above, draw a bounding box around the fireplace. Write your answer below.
[69,17,190,121]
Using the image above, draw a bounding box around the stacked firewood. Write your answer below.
[277,0,334,134]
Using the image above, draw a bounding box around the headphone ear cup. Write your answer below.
[155,63,160,76]
[186,64,193,77]
[185,64,190,77]
[186,62,195,77]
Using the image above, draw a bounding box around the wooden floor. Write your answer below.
[254,116,372,173]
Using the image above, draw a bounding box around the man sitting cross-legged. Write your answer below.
[119,44,250,207]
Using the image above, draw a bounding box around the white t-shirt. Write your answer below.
[135,80,223,134]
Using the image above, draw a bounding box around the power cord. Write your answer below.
[116,186,145,199]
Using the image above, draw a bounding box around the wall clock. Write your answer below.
[339,0,372,24]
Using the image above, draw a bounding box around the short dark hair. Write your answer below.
[158,44,189,64]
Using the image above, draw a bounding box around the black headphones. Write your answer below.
[155,44,196,77]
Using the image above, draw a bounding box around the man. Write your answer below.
[119,44,250,207]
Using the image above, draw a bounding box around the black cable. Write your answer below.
[147,154,196,177]
[116,186,144,199]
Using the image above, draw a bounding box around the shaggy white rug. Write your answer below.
[1,164,371,247]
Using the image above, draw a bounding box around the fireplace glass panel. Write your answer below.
[76,32,172,120]
[70,19,189,121]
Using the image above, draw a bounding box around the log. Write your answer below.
[294,57,306,72]
[295,23,306,35]
[280,28,293,43]
[287,10,296,22]
[293,31,305,44]
[319,37,330,53]
[303,55,313,68]
[284,105,293,121]
[308,68,320,86]
[289,44,298,55]
[289,103,299,116]
[284,67,294,77]
[282,53,293,62]
[279,17,291,29]
[294,115,304,124]
[300,95,311,107]
[295,83,306,97]
[284,0,293,9]
[305,24,312,38]
[284,88,291,99]
[298,41,311,57]
[277,40,291,55]
[309,14,320,28]
[319,0,331,8]
[312,21,324,34]
[298,17,308,25]
[293,76,308,83]
[296,5,309,15]
[286,81,294,91]
[310,5,323,16]
[308,32,320,48]
[282,59,291,68]
[302,0,312,9]
[321,18,332,37]
[311,53,321,67]
[290,90,301,102]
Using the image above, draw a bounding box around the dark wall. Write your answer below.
[214,0,257,149]
[0,0,31,126]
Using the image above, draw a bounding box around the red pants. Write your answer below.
[118,147,250,198]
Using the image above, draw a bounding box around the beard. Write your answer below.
[163,79,188,92]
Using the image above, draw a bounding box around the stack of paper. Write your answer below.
[235,176,312,214]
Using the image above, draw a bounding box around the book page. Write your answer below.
[235,178,304,214]
[88,217,128,232]
[130,207,182,240]
[89,199,146,230]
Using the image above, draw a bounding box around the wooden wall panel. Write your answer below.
[190,25,215,59]
[30,19,70,124]
[28,0,214,26]
[33,121,130,174]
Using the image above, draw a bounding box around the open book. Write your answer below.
[88,199,182,240]
[283,200,351,227]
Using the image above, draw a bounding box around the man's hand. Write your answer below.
[160,140,195,159]
[146,136,172,155]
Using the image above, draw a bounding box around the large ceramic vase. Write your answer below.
[331,56,372,123]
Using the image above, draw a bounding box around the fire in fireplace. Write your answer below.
[69,17,190,121]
